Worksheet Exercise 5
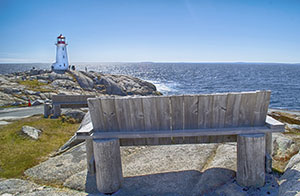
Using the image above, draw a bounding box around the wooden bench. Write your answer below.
[77,90,285,194]
[44,95,95,118]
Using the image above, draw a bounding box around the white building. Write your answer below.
[52,34,69,71]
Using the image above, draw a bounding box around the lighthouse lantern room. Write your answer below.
[52,34,69,72]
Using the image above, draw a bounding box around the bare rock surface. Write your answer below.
[24,143,87,184]
[0,179,39,195]
[21,126,41,140]
[0,178,89,196]
[121,144,217,177]
[23,140,280,196]
[204,143,237,171]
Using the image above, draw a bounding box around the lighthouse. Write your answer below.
[52,34,69,72]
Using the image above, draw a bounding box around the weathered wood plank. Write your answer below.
[128,97,146,145]
[197,95,210,142]
[89,125,282,139]
[237,134,266,187]
[88,98,107,131]
[212,93,227,128]
[203,95,214,128]
[93,138,123,193]
[265,132,272,173]
[52,95,95,104]
[239,92,257,126]
[184,95,199,143]
[156,96,172,144]
[225,93,241,127]
[253,91,265,126]
[170,95,184,144]
[142,96,159,145]
[44,103,51,118]
[53,104,61,118]
[115,98,134,146]
[261,91,271,125]
[101,98,119,131]
[265,115,285,130]
[86,138,95,174]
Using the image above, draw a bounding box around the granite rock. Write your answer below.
[21,126,42,140]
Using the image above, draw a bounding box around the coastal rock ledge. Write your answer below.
[0,69,161,107]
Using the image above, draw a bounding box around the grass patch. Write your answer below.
[0,104,28,109]
[0,115,79,179]
[18,80,47,88]
[18,79,53,93]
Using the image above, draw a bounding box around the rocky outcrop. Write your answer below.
[0,69,161,107]
[279,152,300,196]
[273,133,299,162]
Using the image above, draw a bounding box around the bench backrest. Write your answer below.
[88,90,270,133]
[53,95,95,108]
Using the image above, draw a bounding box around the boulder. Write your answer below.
[63,109,86,123]
[21,126,42,140]
[279,159,300,196]
[31,99,44,106]
[286,124,300,132]
[37,79,48,84]
[273,133,299,161]
[285,152,300,171]
[97,75,126,96]
[24,90,39,96]
[51,79,79,90]
[71,71,94,90]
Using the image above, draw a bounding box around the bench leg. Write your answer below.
[44,103,51,118]
[53,104,61,118]
[265,133,272,173]
[86,138,95,175]
[237,134,265,187]
[93,138,123,194]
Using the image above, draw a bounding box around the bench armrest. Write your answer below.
[76,122,93,136]
[265,115,285,130]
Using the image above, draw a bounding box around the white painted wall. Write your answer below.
[52,43,69,71]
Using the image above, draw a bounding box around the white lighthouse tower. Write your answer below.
[52,34,69,72]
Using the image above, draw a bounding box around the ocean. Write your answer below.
[1,63,300,110]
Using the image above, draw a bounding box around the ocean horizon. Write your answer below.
[1,62,300,110]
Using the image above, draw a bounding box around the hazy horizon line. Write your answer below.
[0,61,300,64]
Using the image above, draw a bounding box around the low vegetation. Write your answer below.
[0,115,79,178]
[18,79,53,93]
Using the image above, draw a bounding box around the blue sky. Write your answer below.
[0,0,299,63]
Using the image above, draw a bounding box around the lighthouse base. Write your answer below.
[51,63,69,74]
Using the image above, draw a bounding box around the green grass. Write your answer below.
[0,115,79,179]
[18,79,54,93]
[18,80,47,88]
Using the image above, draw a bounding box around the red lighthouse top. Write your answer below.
[57,34,66,44]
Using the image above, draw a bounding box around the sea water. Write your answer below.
[0,63,299,110]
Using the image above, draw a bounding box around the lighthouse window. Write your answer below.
[62,47,64,51]
[63,55,65,58]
